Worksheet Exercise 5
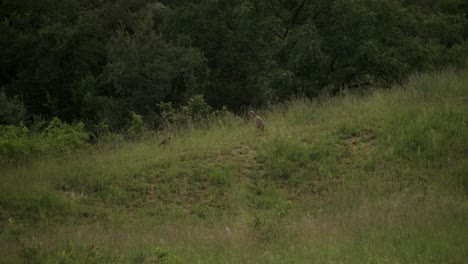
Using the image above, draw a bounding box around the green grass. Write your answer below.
[1,68,467,263]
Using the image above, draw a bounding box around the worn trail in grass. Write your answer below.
[1,69,467,263]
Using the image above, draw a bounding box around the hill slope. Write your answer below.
[1,69,467,263]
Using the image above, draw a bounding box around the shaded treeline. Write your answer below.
[1,0,467,132]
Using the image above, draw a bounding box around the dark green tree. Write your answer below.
[102,4,205,120]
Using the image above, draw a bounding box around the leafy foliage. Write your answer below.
[103,6,205,117]
[159,94,230,128]
[0,118,89,163]
[126,112,146,140]
[0,0,467,133]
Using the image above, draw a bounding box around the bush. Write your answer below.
[159,94,232,129]
[126,112,146,140]
[43,118,89,152]
[0,124,37,163]
[0,118,89,164]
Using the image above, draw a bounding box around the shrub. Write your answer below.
[126,112,146,140]
[0,124,36,163]
[42,118,89,152]
[159,94,232,129]
[0,118,89,164]
[186,94,213,122]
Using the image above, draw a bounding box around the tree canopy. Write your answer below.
[1,0,467,130]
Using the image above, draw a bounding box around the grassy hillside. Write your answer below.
[1,69,467,263]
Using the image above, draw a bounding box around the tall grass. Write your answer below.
[1,68,467,263]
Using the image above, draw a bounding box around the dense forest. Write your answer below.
[1,0,467,133]
[1,1,468,262]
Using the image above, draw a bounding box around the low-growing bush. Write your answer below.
[42,118,89,152]
[0,118,89,164]
[126,112,147,140]
[0,124,38,163]
[159,94,235,129]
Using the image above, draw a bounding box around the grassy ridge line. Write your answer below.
[0,68,467,263]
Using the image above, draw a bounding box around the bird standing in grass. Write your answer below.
[224,225,232,238]
[249,111,265,130]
